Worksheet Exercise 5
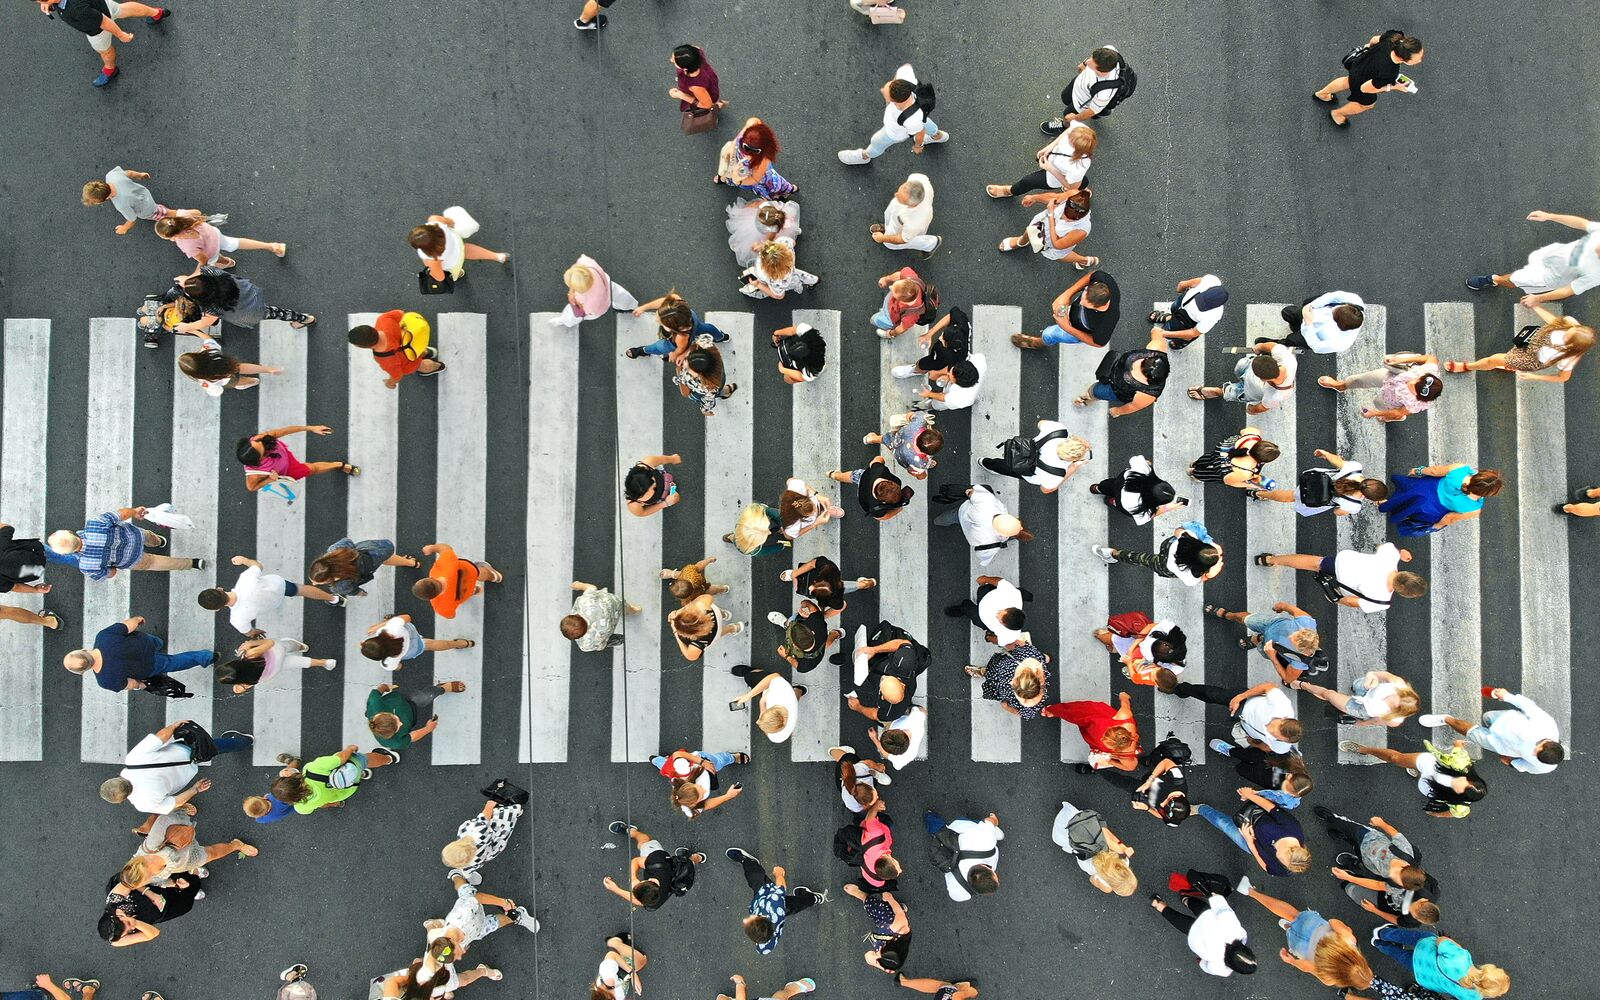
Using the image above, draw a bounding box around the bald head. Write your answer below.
[994,514,1023,538]
[100,777,133,804]
[63,649,94,674]
[47,530,81,554]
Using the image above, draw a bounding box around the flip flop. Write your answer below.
[442,681,468,693]
[1072,256,1102,270]
[341,463,361,476]
[985,184,1011,198]
[998,236,1025,252]
[1253,553,1273,567]
[1202,603,1230,619]
[1443,360,1469,373]
[64,981,100,992]
[290,314,317,329]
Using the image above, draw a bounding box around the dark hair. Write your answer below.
[625,465,659,502]
[1142,353,1170,384]
[655,293,694,334]
[671,44,703,71]
[633,880,663,907]
[1536,741,1566,765]
[1085,281,1112,307]
[347,324,379,348]
[1332,304,1365,331]
[308,547,360,585]
[1193,544,1221,570]
[787,622,816,653]
[1397,865,1427,891]
[918,428,945,454]
[180,269,239,312]
[1414,374,1443,401]
[744,915,775,943]
[998,608,1025,630]
[560,614,589,640]
[154,214,202,239]
[1224,942,1259,975]
[362,633,404,661]
[1162,795,1191,826]
[217,657,266,686]
[951,360,980,388]
[98,910,124,941]
[1244,439,1281,464]
[236,434,272,464]
[1250,354,1281,380]
[1062,188,1093,219]
[879,729,910,755]
[1466,469,1505,498]
[1276,718,1304,742]
[968,866,999,894]
[197,587,229,611]
[887,78,916,102]
[1391,35,1424,59]
[1090,46,1121,71]
[408,224,446,258]
[272,773,310,803]
[1150,638,1179,665]
[1460,774,1488,801]
[1127,471,1175,516]
[179,349,240,382]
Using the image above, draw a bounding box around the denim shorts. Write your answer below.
[1041,323,1085,346]
[1285,909,1330,959]
[1091,382,1121,402]
[283,579,300,597]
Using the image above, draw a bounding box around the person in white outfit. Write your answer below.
[932,484,1031,567]
[410,207,508,284]
[872,173,940,257]
[1467,209,1600,306]
[1420,687,1565,774]
[1150,885,1257,978]
[548,255,638,328]
[838,63,948,164]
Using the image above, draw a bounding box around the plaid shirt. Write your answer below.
[76,512,145,580]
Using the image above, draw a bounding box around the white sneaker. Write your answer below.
[1236,875,1254,896]
[875,770,891,786]
[511,906,539,933]
[767,611,790,628]
[1417,713,1449,728]
[837,148,871,165]
[1091,544,1117,565]
[890,364,918,379]
[923,130,950,144]
[323,658,338,671]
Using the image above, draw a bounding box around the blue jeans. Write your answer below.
[147,635,215,675]
[1090,382,1121,402]
[1041,323,1086,346]
[1197,804,1252,856]
[865,119,940,158]
[1372,926,1437,969]
[651,750,738,771]
[871,306,894,331]
[640,338,677,357]
[212,732,253,754]
[923,810,950,835]
[692,311,729,342]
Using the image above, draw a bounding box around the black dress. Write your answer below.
[1346,40,1401,105]
[104,872,206,925]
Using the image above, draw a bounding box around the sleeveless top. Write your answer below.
[1190,432,1263,484]
[1108,350,1167,402]
[628,464,668,506]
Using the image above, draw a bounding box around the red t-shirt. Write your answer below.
[372,309,424,380]
[886,267,925,329]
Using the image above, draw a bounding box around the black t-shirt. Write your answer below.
[0,525,49,592]
[1106,349,1167,402]
[787,606,830,671]
[796,555,845,611]
[639,850,674,910]
[58,0,111,35]
[1070,272,1121,346]
[858,464,909,519]
[1350,42,1401,93]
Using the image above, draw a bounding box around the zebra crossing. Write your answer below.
[0,301,1577,765]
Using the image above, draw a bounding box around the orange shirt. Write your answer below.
[427,544,479,619]
[372,309,426,381]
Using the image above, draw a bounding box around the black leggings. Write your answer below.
[263,305,313,325]
[732,664,774,690]
[737,856,818,913]
[1157,894,1211,934]
[1171,681,1235,706]
[1008,169,1054,197]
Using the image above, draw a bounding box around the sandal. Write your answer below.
[998,236,1025,252]
[985,184,1011,198]
[869,223,886,234]
[64,981,100,993]
[290,314,317,329]
[1186,386,1208,400]
[457,639,477,649]
[963,665,986,678]
[1443,360,1469,373]
[1073,392,1093,407]
[142,993,165,1000]
[40,609,64,630]
[400,555,422,568]
[1147,310,1170,323]
[214,255,237,269]
[1317,375,1343,389]
[1202,603,1230,619]
[475,967,503,982]
[341,463,361,476]
[1253,553,1273,567]
[1072,256,1101,270]
[442,681,468,693]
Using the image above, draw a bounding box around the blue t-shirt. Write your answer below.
[94,623,157,690]
[1249,808,1304,877]
[1438,467,1485,514]
[254,793,296,823]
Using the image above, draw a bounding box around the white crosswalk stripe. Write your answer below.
[878,319,931,760]
[2,303,1576,765]
[1243,305,1298,693]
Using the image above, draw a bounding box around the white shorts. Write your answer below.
[217,233,240,253]
[638,839,664,858]
[87,0,122,51]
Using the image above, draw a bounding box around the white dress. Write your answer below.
[1509,222,1600,295]
[739,236,819,298]
[1032,204,1092,260]
[725,198,801,267]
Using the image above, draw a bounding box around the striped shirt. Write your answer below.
[76,512,145,580]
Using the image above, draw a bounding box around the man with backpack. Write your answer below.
[838,63,948,164]
[924,809,1003,901]
[601,822,704,910]
[1042,46,1135,136]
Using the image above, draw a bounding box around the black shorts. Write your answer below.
[1344,84,1378,106]
[595,0,617,6]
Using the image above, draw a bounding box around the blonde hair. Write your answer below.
[1390,687,1421,718]
[1011,661,1044,701]
[1102,725,1135,752]
[441,837,476,869]
[733,504,775,551]
[1291,629,1321,655]
[369,712,402,739]
[1312,934,1373,988]
[1465,965,1510,997]
[1092,851,1137,896]
[119,858,152,889]
[756,241,795,280]
[1539,317,1595,367]
[1056,436,1091,463]
[1282,844,1313,873]
[1067,125,1098,160]
[47,530,79,554]
[757,706,790,734]
[563,265,594,293]
[242,795,271,818]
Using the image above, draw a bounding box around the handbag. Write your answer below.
[172,720,219,762]
[1512,324,1539,348]
[142,675,194,699]
[418,269,455,296]
[681,107,718,135]
[868,3,906,22]
[1094,349,1123,385]
[1313,571,1389,608]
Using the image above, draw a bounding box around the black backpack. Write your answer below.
[896,81,937,126]
[1298,468,1336,509]
[1088,62,1137,116]
[833,821,886,866]
[665,852,697,897]
[1342,28,1406,70]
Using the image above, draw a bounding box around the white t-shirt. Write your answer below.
[1302,292,1366,354]
[1173,274,1226,334]
[880,63,925,140]
[376,616,412,670]
[1189,896,1248,977]
[228,565,289,634]
[877,705,927,769]
[1023,419,1081,490]
[1334,543,1399,613]
[958,484,1009,559]
[677,769,713,820]
[1351,681,1400,719]
[594,961,629,1000]
[1241,344,1298,409]
[760,675,799,743]
[1042,123,1093,189]
[195,338,228,397]
[932,352,985,411]
[1238,687,1298,754]
[1296,463,1365,516]
[1036,205,1091,261]
[943,818,1003,902]
[121,734,198,814]
[885,190,933,240]
[977,579,1026,646]
[1069,60,1121,116]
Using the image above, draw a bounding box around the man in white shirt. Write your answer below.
[838,63,949,164]
[1265,291,1366,354]
[1189,342,1296,414]
[1153,275,1228,349]
[919,354,985,411]
[198,555,345,634]
[98,719,254,815]
[944,575,1028,646]
[924,809,1002,901]
[1170,681,1302,755]
[865,704,927,769]
[933,484,1031,567]
[1259,544,1427,613]
[1421,688,1565,774]
[1042,46,1129,136]
[872,173,940,257]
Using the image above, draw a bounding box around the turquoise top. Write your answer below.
[1413,935,1480,1000]
[1437,466,1484,513]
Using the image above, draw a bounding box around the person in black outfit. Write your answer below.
[1075,329,1170,417]
[839,621,930,720]
[100,871,204,944]
[829,458,913,521]
[1215,743,1313,802]
[36,0,170,88]
[773,323,827,384]
[1315,30,1424,127]
[889,306,969,381]
[1090,455,1184,525]
[1012,270,1120,350]
[781,555,874,615]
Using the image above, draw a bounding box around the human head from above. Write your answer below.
[99,776,133,804]
[1061,188,1093,220]
[738,120,778,161]
[1089,46,1121,74]
[46,530,83,554]
[407,224,446,258]
[1331,303,1365,331]
[670,44,703,73]
[897,179,927,206]
[81,179,112,206]
[1010,658,1046,706]
[1389,34,1425,65]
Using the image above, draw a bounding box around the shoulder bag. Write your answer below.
[418,269,455,296]
[1312,571,1389,608]
[681,106,719,135]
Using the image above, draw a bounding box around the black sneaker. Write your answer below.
[1040,116,1066,136]
[191,557,207,570]
[725,847,755,864]
[608,820,634,835]
[1312,805,1336,822]
[146,6,171,23]
[219,730,254,743]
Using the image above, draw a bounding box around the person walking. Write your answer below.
[1043,695,1141,771]
[120,818,258,889]
[725,848,827,954]
[423,873,539,967]
[82,165,167,233]
[945,575,1029,646]
[854,702,927,770]
[1369,928,1510,999]
[1051,801,1137,896]
[1265,291,1367,353]
[155,210,285,273]
[271,743,398,814]
[308,537,418,599]
[864,410,943,480]
[626,292,729,361]
[716,118,797,199]
[1042,46,1134,135]
[674,345,736,416]
[772,323,827,383]
[1197,787,1312,875]
[440,778,528,883]
[1257,544,1427,612]
[1246,450,1389,514]
[0,523,65,617]
[1147,275,1228,350]
[870,266,936,338]
[624,453,684,517]
[1090,455,1185,525]
[1148,882,1256,978]
[891,304,969,381]
[1340,738,1486,819]
[48,508,199,580]
[738,238,818,299]
[667,592,745,662]
[414,542,503,619]
[980,419,1090,495]
[201,556,344,630]
[842,877,910,974]
[653,747,749,818]
[966,642,1050,720]
[1011,269,1120,350]
[843,620,930,721]
[1315,30,1424,127]
[1171,680,1302,755]
[1189,342,1297,414]
[828,458,913,521]
[1234,881,1374,990]
[101,870,205,945]
[668,44,725,123]
[98,719,251,815]
[1315,807,1440,928]
[169,267,315,333]
[65,616,214,693]
[932,484,1032,567]
[1072,328,1170,416]
[366,680,467,750]
[34,0,170,87]
[1092,521,1223,587]
[590,934,645,998]
[348,310,446,386]
[1293,670,1420,728]
[998,188,1095,265]
[1204,601,1324,684]
[1093,612,1186,687]
[1113,742,1191,826]
[730,666,806,746]
[602,821,704,910]
[923,810,1002,901]
[217,635,336,694]
[236,426,358,494]
[411,208,509,287]
[730,200,802,269]
[173,332,282,395]
[1420,687,1565,773]
[1379,464,1502,537]
[548,255,638,329]
[661,556,728,605]
[1467,209,1600,305]
[781,554,871,617]
[1443,303,1594,380]
[361,613,473,671]
[572,0,615,30]
[986,123,1095,200]
[838,63,947,164]
[779,477,845,541]
[873,173,941,257]
[894,977,978,999]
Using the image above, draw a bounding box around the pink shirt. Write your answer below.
[174,222,222,262]
[570,255,614,318]
[859,814,894,887]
